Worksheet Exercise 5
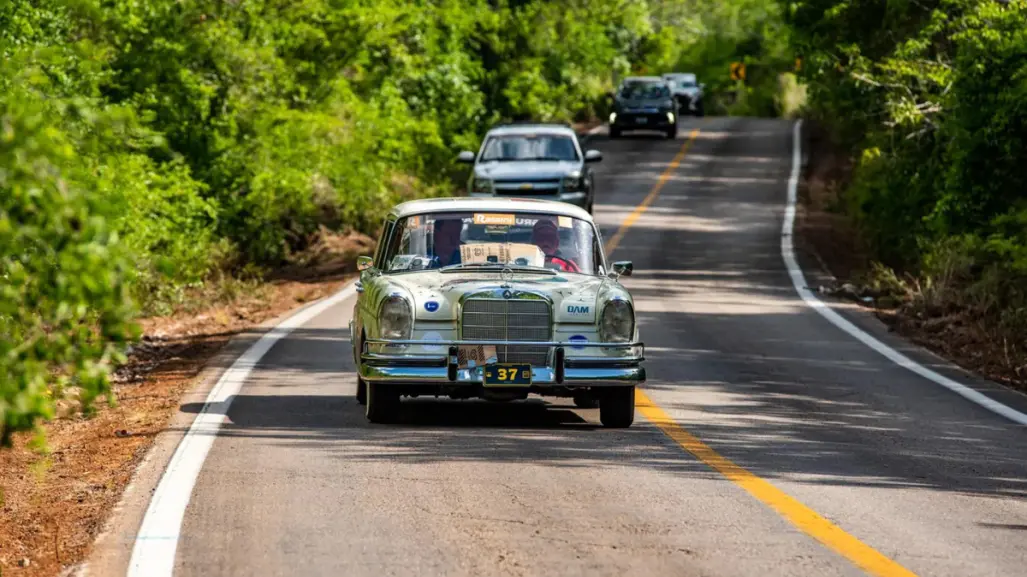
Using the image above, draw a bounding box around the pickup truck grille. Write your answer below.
[461,298,551,365]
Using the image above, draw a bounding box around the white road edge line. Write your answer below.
[126,283,359,577]
[783,120,1027,427]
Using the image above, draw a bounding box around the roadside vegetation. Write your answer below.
[1,0,793,446]
[789,0,1027,383]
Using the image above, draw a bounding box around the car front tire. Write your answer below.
[665,126,678,139]
[356,377,367,405]
[599,386,635,428]
[609,126,621,139]
[365,381,400,423]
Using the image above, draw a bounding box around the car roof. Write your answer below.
[485,123,577,137]
[622,76,665,83]
[663,72,697,79]
[391,197,594,222]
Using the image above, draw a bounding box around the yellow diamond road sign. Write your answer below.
[730,62,746,81]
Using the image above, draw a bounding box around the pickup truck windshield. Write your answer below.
[382,211,601,275]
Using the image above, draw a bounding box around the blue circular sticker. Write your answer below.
[424,301,440,312]
[569,335,588,350]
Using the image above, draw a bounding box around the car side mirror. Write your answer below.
[584,149,603,163]
[457,151,475,164]
[357,256,375,271]
[610,261,633,278]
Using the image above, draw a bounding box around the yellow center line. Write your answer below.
[603,128,699,255]
[604,125,919,577]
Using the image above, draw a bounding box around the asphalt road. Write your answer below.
[101,117,1027,577]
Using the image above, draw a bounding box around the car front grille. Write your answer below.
[492,178,562,193]
[461,298,551,365]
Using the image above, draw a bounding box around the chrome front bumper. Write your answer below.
[360,338,645,387]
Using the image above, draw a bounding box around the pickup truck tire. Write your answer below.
[599,386,635,428]
[365,381,400,423]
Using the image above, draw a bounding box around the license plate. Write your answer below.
[635,117,648,124]
[483,364,532,386]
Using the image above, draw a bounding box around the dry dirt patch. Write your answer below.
[0,229,371,577]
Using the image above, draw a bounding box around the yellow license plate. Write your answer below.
[483,364,532,386]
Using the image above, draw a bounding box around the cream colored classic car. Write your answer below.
[350,197,645,427]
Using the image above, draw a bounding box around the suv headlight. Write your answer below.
[562,173,584,191]
[600,299,634,342]
[471,177,493,193]
[379,295,412,340]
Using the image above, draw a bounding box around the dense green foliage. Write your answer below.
[1,0,793,443]
[790,0,1027,332]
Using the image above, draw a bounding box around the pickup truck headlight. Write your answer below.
[379,295,412,340]
[471,177,493,193]
[600,299,634,342]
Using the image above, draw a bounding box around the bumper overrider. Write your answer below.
[360,338,646,388]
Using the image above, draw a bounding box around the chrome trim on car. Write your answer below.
[359,364,645,386]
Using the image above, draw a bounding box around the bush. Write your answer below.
[0,82,137,445]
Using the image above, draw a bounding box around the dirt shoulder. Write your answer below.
[0,230,371,577]
[795,121,1027,394]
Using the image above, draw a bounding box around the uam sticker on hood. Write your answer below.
[566,305,591,315]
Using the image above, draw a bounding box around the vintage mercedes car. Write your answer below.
[349,197,645,427]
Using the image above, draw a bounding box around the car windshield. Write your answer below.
[619,82,669,99]
[381,211,601,275]
[479,134,579,162]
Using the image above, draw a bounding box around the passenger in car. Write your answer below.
[431,218,463,268]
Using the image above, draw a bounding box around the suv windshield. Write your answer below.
[382,211,601,275]
[619,82,670,99]
[479,133,579,162]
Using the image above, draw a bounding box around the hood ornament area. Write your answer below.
[500,267,513,288]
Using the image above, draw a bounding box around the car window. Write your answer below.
[381,211,601,275]
[619,82,670,99]
[479,134,579,162]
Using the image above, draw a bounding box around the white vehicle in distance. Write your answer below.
[350,197,645,427]
[662,72,705,116]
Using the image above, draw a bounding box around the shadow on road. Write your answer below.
[177,116,1027,505]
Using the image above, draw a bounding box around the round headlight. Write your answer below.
[600,299,634,342]
[379,295,412,340]
[562,174,583,191]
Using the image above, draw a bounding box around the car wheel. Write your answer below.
[696,102,705,117]
[365,381,400,423]
[599,386,635,428]
[609,127,621,139]
[356,377,367,405]
[665,126,678,140]
[573,393,599,409]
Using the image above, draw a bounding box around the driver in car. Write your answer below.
[431,218,463,268]
[531,219,579,272]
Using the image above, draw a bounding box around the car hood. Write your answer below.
[378,270,630,324]
[673,86,701,96]
[474,160,580,180]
